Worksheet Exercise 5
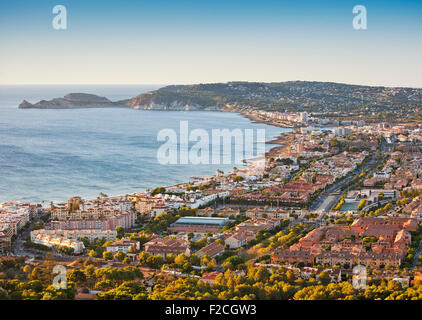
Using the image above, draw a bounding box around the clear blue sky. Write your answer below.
[1,0,421,87]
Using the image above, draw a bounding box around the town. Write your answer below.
[2,110,422,300]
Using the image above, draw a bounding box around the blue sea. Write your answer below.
[0,85,289,203]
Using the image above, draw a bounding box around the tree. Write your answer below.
[32,222,44,231]
[23,265,32,274]
[166,253,175,264]
[189,254,200,266]
[88,250,97,258]
[254,266,269,282]
[85,265,95,278]
[94,280,114,291]
[146,255,164,268]
[222,261,234,271]
[318,270,331,286]
[175,253,188,266]
[151,187,166,196]
[116,226,124,239]
[234,176,245,183]
[201,255,210,266]
[138,252,150,265]
[67,269,87,286]
[103,251,113,260]
[115,251,127,262]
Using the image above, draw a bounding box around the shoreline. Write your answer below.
[156,112,293,194]
[239,111,295,129]
[236,110,295,161]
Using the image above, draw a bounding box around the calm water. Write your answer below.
[0,85,289,203]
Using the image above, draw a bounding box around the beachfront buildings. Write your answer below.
[49,197,136,231]
[48,210,136,231]
[30,229,118,254]
[0,202,38,253]
[27,197,135,253]
[129,195,170,217]
[31,229,117,242]
[0,225,13,253]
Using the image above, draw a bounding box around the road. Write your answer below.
[308,141,388,229]
[239,218,304,263]
[310,139,387,215]
[11,209,61,259]
[411,240,422,270]
[317,195,338,212]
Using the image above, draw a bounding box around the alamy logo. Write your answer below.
[52,265,67,289]
[352,265,367,289]
[157,121,266,165]
[353,5,367,30]
[52,5,67,30]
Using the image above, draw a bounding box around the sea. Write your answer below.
[0,85,290,203]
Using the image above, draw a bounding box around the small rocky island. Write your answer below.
[18,93,127,109]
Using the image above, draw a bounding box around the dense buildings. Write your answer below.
[3,108,422,301]
[49,197,136,231]
[30,229,118,254]
[48,210,136,231]
[272,217,417,268]
[0,202,38,253]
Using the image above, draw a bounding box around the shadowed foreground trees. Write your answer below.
[2,257,422,300]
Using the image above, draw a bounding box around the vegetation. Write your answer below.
[333,193,347,211]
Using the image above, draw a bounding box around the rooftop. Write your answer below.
[174,216,229,226]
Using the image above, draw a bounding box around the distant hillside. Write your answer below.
[121,81,422,113]
[19,82,422,118]
[121,89,220,111]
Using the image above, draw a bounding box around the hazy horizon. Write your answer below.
[1,80,421,89]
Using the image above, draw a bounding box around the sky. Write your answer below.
[0,0,421,87]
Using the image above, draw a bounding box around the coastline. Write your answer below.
[237,110,295,160]
[1,107,293,204]
[239,111,295,129]
[160,112,293,192]
[93,111,292,201]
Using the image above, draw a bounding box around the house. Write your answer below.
[345,191,361,203]
[196,241,225,258]
[245,208,291,219]
[106,238,140,253]
[271,249,314,265]
[0,225,13,253]
[394,230,412,249]
[225,231,255,249]
[200,271,222,285]
[143,237,190,258]
[149,204,169,218]
[298,229,323,248]
[235,218,281,233]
